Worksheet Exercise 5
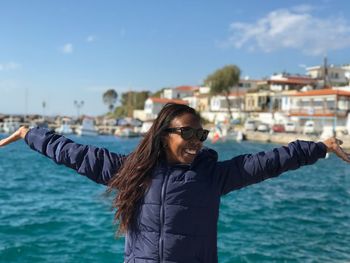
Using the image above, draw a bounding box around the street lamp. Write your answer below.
[74,100,84,119]
[42,101,46,121]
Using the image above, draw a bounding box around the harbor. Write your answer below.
[2,113,350,150]
[2,1,350,261]
[1,131,349,262]
[243,130,350,149]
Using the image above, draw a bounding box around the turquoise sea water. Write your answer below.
[0,134,349,263]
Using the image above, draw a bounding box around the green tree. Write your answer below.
[113,90,150,118]
[151,87,168,98]
[103,89,118,113]
[113,106,128,118]
[205,65,241,121]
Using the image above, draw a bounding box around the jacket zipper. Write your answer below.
[159,167,170,262]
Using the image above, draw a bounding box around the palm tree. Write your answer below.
[103,89,118,113]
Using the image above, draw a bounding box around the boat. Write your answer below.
[140,121,153,136]
[76,118,98,136]
[114,126,140,138]
[55,118,73,135]
[3,117,20,134]
[29,120,49,129]
[209,123,244,143]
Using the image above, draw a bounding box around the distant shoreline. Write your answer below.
[242,131,350,150]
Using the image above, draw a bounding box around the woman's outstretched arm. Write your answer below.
[0,126,125,185]
[216,138,350,195]
[0,126,29,146]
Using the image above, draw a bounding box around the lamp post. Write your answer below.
[74,100,84,119]
[42,101,46,121]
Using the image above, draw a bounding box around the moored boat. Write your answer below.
[55,118,73,135]
[76,118,98,136]
[3,117,20,134]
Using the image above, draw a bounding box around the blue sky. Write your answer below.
[1,0,350,116]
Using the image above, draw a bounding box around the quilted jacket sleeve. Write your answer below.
[24,127,126,185]
[216,140,327,195]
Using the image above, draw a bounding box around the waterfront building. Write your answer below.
[182,86,210,112]
[269,74,317,92]
[238,78,262,90]
[162,85,198,100]
[289,89,350,134]
[306,64,349,86]
[144,97,188,120]
[245,89,270,112]
[207,91,246,123]
[267,74,316,112]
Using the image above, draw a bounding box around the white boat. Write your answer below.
[76,118,98,136]
[209,124,244,143]
[140,121,153,136]
[55,118,73,135]
[3,117,20,134]
[114,127,140,138]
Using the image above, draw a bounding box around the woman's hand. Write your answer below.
[322,137,350,163]
[0,126,29,147]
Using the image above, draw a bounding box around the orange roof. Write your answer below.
[268,78,315,85]
[293,89,350,97]
[288,76,314,80]
[148,97,188,105]
[175,85,199,91]
[228,91,246,97]
[288,113,336,117]
[194,94,210,98]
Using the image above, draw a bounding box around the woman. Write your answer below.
[0,103,349,262]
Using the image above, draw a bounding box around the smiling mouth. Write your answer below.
[184,148,198,155]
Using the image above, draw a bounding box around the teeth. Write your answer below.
[185,149,197,155]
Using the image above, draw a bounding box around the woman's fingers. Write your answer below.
[334,145,350,163]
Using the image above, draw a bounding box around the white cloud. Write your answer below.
[225,7,350,56]
[61,43,73,54]
[0,62,21,71]
[86,35,96,43]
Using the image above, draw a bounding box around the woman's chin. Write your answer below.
[181,153,196,164]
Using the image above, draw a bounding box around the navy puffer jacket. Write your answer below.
[25,127,327,262]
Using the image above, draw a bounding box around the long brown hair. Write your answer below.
[107,103,199,234]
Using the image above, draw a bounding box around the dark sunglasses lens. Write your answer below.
[181,128,195,140]
[197,130,209,141]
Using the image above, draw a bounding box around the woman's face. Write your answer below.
[163,113,203,164]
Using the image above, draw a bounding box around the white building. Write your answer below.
[306,65,348,85]
[289,88,350,132]
[206,91,246,122]
[269,74,316,92]
[163,85,199,100]
[182,86,210,112]
[144,97,188,120]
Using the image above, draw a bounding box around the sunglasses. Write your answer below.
[165,127,209,142]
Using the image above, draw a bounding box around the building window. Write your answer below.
[313,100,323,107]
[326,100,335,109]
